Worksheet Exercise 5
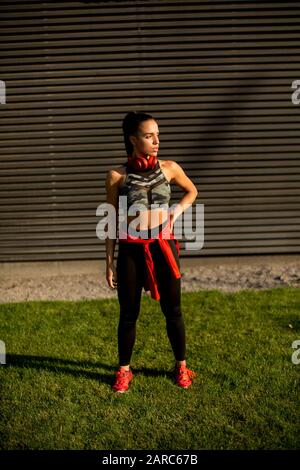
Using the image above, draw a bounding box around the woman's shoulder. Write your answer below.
[159,159,180,183]
[159,159,181,170]
[106,164,127,189]
[107,164,127,175]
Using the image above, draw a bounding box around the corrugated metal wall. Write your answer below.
[0,0,300,261]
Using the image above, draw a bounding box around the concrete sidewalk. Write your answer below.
[0,254,299,304]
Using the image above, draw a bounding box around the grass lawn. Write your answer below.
[0,287,299,450]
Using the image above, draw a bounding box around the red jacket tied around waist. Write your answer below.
[118,219,181,301]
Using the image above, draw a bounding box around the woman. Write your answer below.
[105,111,198,393]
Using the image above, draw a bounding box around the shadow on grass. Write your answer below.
[5,354,172,385]
[270,313,300,332]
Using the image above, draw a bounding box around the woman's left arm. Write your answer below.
[167,160,198,226]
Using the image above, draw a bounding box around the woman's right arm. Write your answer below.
[105,169,120,289]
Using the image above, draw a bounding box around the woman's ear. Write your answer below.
[129,135,137,147]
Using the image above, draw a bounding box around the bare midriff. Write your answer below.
[127,207,169,230]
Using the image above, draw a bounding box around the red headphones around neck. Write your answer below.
[127,152,158,171]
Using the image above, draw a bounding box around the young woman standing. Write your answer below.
[105,111,198,393]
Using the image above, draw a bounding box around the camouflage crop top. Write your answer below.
[118,160,171,210]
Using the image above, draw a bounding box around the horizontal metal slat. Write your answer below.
[0,0,299,262]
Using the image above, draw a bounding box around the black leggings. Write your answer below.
[116,238,186,366]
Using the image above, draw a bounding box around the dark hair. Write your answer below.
[122,111,155,155]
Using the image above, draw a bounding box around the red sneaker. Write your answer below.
[112,367,134,393]
[174,364,196,389]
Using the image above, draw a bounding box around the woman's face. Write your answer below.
[130,119,160,158]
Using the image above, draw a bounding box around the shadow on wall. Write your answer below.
[195,76,268,165]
